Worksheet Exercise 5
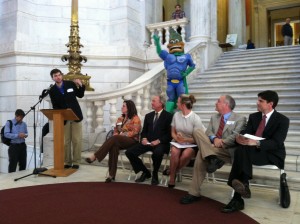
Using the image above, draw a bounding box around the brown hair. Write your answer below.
[179,94,196,110]
[123,100,138,119]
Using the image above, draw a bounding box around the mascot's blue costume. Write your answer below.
[153,29,195,113]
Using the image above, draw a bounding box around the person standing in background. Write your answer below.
[282,18,293,46]
[49,68,85,169]
[171,4,186,34]
[4,109,28,173]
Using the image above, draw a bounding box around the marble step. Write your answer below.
[191,74,300,84]
[195,68,300,77]
[205,64,300,73]
[191,94,300,103]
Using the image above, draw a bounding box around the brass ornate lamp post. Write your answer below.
[61,0,94,91]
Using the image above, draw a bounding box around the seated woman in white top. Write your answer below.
[168,94,206,188]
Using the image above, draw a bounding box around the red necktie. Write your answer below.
[255,115,267,137]
[216,115,225,138]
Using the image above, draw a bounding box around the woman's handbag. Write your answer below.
[280,172,291,208]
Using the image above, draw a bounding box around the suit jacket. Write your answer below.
[241,110,289,169]
[140,110,173,145]
[205,112,247,158]
[49,80,85,122]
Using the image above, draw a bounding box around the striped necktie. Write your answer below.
[216,115,225,138]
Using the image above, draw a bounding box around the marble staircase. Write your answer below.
[188,45,300,188]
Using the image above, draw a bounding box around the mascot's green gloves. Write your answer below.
[181,67,195,95]
[153,35,162,55]
[181,67,195,77]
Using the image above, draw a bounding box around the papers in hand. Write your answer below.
[233,131,265,141]
[170,141,197,148]
[242,134,265,141]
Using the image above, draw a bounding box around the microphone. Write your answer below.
[45,84,54,91]
[39,84,54,99]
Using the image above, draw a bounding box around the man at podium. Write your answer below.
[49,68,85,169]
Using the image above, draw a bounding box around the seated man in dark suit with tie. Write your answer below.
[222,90,289,213]
[125,95,173,185]
[180,95,247,204]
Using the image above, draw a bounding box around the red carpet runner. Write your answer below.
[0,182,258,224]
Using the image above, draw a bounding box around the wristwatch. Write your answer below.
[256,140,261,148]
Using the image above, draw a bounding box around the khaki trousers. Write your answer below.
[64,121,82,166]
[189,129,232,197]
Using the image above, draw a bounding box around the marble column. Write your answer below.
[189,0,211,42]
[210,0,218,43]
[228,0,246,47]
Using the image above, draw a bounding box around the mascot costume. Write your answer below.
[153,29,195,113]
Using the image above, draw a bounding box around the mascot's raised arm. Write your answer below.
[153,29,195,113]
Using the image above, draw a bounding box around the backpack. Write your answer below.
[1,120,13,146]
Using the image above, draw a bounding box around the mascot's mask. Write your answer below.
[167,28,185,54]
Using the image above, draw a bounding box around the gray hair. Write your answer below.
[157,95,166,108]
[224,95,236,110]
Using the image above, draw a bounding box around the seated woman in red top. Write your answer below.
[85,100,141,182]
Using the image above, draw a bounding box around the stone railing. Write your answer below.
[82,41,207,134]
[146,18,189,45]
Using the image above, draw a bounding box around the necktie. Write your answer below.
[153,113,158,129]
[255,115,267,137]
[216,115,225,138]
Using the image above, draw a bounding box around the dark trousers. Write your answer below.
[227,145,276,186]
[125,143,169,174]
[8,143,27,173]
[94,135,138,178]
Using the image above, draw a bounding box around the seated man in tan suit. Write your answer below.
[180,95,247,204]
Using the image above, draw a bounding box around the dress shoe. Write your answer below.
[206,157,225,173]
[168,184,175,189]
[72,165,79,169]
[64,165,72,169]
[105,177,115,183]
[162,169,170,176]
[232,179,251,198]
[180,194,201,204]
[151,178,159,185]
[85,157,95,164]
[135,172,151,183]
[221,197,244,213]
[151,172,159,185]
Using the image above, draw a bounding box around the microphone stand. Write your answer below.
[15,87,56,181]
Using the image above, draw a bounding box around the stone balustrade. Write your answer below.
[146,18,189,45]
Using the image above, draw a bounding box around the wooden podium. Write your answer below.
[40,109,79,177]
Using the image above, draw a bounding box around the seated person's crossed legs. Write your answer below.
[180,128,233,204]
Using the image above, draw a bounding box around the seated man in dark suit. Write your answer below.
[125,95,173,185]
[222,90,290,213]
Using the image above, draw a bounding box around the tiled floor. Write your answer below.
[0,163,299,224]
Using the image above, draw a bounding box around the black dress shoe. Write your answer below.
[135,172,151,183]
[105,177,115,183]
[180,194,201,204]
[168,184,175,189]
[72,165,79,169]
[151,178,159,185]
[221,197,244,213]
[64,165,72,169]
[162,169,170,176]
[232,179,251,198]
[85,158,95,164]
[206,157,225,173]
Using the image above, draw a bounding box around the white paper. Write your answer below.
[170,141,197,148]
[242,134,265,141]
